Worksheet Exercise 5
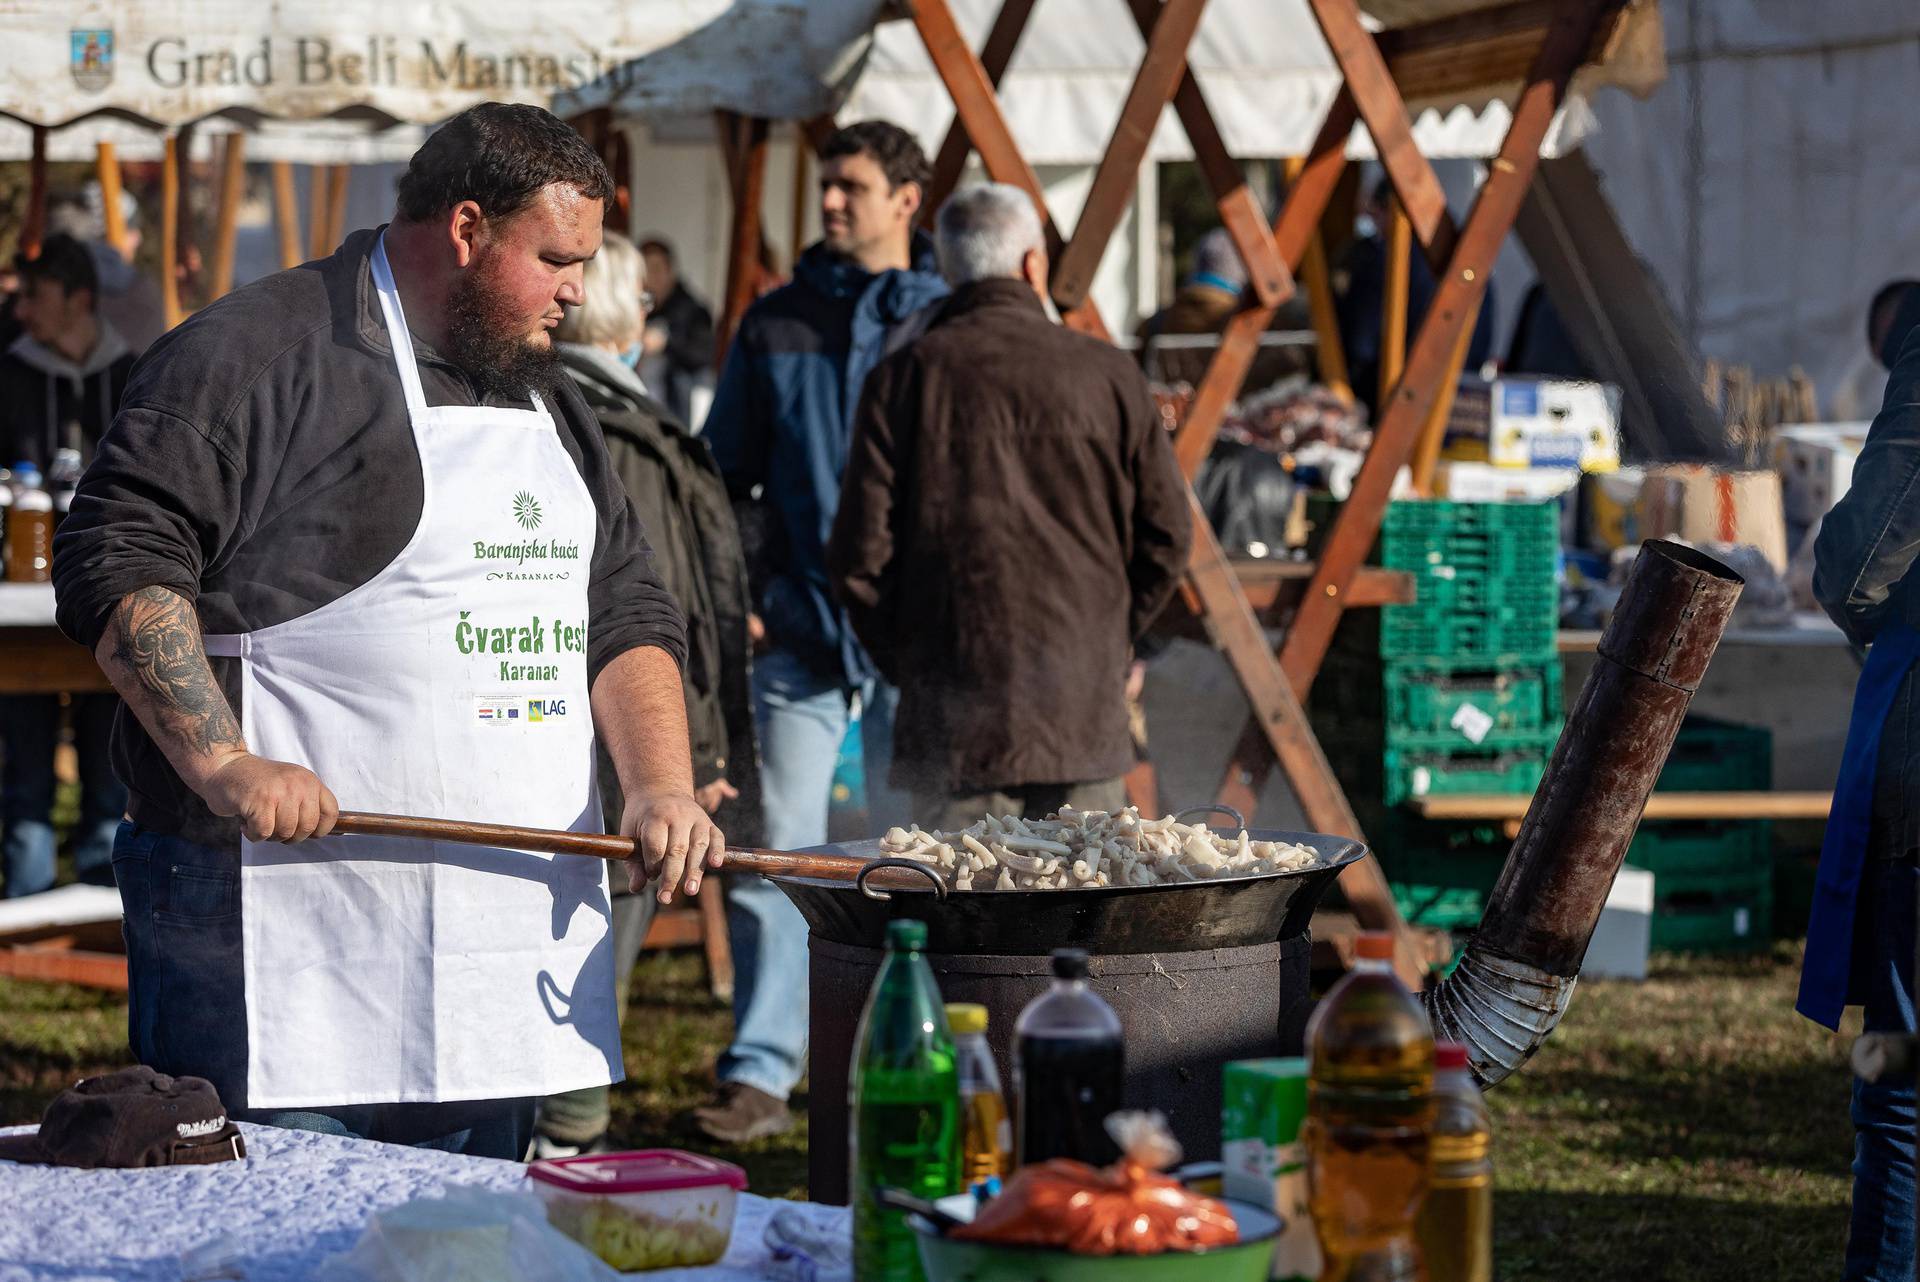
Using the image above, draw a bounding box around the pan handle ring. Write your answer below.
[1173,802,1247,831]
[857,858,950,903]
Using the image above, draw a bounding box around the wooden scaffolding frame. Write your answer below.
[711,0,1632,980]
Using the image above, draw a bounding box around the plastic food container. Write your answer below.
[528,1149,746,1272]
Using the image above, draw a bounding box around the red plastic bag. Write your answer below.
[951,1111,1238,1256]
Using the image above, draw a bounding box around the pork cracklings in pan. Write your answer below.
[876,807,1318,891]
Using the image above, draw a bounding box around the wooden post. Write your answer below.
[922,0,1039,221]
[209,133,247,301]
[160,135,183,330]
[174,124,199,308]
[715,112,769,368]
[1308,0,1459,271]
[270,161,302,269]
[789,123,810,272]
[911,0,1105,337]
[1050,0,1211,311]
[306,165,330,260]
[1170,89,1358,478]
[1285,156,1352,403]
[1210,0,1615,817]
[325,165,351,252]
[1380,195,1411,410]
[96,143,130,260]
[21,127,47,260]
[1411,318,1477,494]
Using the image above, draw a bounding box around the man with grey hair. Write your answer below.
[933,181,1047,290]
[828,183,1191,831]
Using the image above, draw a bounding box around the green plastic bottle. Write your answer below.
[851,919,961,1282]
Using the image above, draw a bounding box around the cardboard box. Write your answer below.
[1772,423,1866,525]
[1222,1058,1318,1282]
[1636,466,1790,573]
[1447,376,1622,472]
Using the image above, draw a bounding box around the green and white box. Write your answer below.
[1223,1057,1318,1281]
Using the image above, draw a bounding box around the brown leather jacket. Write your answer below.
[828,279,1191,793]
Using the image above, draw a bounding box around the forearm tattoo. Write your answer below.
[106,586,244,759]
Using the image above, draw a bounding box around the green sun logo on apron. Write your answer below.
[512,491,543,530]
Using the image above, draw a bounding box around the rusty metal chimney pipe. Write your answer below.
[1425,540,1743,1087]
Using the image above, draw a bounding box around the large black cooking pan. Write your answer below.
[770,827,1366,955]
[323,807,1366,956]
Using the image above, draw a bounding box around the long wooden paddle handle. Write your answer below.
[329,809,908,884]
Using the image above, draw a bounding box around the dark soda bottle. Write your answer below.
[1013,948,1124,1166]
[851,918,961,1282]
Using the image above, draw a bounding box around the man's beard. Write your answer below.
[444,264,562,400]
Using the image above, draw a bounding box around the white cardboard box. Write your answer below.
[1448,376,1622,472]
[1582,864,1654,981]
[1772,423,1866,525]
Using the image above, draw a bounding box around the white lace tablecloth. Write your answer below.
[0,1122,847,1282]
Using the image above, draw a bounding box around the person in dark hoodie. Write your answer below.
[700,119,949,1142]
[532,230,760,1157]
[0,234,135,896]
[48,188,168,357]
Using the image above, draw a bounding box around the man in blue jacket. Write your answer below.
[700,120,949,1141]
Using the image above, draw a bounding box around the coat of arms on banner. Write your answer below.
[70,30,114,93]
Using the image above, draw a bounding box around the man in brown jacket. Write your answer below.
[828,183,1192,831]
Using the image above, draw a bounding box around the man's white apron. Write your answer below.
[205,235,620,1107]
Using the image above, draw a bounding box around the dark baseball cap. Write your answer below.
[0,1066,245,1168]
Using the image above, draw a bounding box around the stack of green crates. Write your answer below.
[1311,499,1564,929]
[1632,717,1774,954]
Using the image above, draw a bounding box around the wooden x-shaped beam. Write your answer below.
[1215,0,1620,816]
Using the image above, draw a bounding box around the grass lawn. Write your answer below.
[0,940,1861,1279]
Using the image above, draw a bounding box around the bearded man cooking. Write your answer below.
[50,104,722,1159]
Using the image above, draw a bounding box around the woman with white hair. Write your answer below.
[534,233,760,1157]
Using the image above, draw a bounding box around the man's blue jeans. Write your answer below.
[1848,855,1918,1282]
[111,821,532,1160]
[718,647,903,1100]
[2,694,126,897]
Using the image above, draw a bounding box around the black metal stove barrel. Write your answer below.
[774,833,1362,1205]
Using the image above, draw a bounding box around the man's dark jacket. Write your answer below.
[828,279,1192,793]
[560,342,761,846]
[703,234,949,688]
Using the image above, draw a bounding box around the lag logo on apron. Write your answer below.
[204,234,620,1107]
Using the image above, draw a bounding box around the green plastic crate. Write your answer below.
[1371,819,1513,932]
[1381,499,1560,539]
[1655,717,1772,792]
[1650,868,1773,954]
[1378,603,1558,661]
[1382,746,1551,807]
[1384,662,1563,740]
[1627,820,1771,879]
[1386,574,1559,614]
[1391,881,1488,931]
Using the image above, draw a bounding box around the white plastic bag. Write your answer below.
[314,1184,623,1282]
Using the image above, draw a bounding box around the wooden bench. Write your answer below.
[1411,791,1833,840]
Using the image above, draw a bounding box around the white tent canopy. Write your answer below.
[1,1,884,130]
[842,0,1663,164]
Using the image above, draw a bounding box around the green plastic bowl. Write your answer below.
[910,1197,1280,1282]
